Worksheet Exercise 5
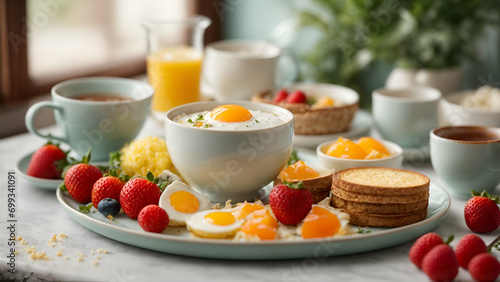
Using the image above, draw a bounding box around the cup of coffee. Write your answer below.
[430,126,500,198]
[202,39,297,101]
[372,86,442,148]
[25,77,153,161]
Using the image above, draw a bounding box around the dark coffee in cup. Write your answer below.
[434,126,500,143]
[73,93,132,102]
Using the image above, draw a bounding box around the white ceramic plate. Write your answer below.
[16,152,63,190]
[293,110,372,149]
[57,150,450,260]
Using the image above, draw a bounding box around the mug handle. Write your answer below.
[25,101,67,143]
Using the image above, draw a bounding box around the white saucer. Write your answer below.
[293,110,373,149]
[16,152,63,190]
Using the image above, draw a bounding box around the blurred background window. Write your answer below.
[0,0,219,138]
[27,0,188,81]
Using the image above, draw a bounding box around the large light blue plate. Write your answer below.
[56,150,450,260]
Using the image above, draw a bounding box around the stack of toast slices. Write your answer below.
[330,167,430,227]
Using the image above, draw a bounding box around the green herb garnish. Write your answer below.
[287,149,299,166]
[187,119,194,123]
[357,227,371,234]
[79,203,93,213]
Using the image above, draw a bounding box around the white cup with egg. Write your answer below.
[164,101,294,203]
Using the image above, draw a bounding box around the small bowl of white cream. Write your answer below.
[441,86,500,127]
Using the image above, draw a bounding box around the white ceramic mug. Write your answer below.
[372,86,442,148]
[202,40,296,101]
[430,126,500,198]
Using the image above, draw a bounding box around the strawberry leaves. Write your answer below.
[471,190,500,204]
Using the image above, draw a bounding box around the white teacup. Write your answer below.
[202,40,294,101]
[372,86,442,148]
[430,126,500,198]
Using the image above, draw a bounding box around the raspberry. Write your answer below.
[138,205,169,233]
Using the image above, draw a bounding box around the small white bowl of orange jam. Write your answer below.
[316,137,403,170]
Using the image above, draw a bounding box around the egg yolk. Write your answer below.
[169,191,200,213]
[204,212,236,226]
[313,97,335,108]
[240,209,278,240]
[279,160,320,182]
[357,137,390,156]
[232,203,264,220]
[326,137,367,159]
[301,206,341,239]
[210,104,252,122]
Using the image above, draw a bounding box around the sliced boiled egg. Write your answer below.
[185,209,242,239]
[297,205,350,239]
[159,181,211,226]
[279,160,320,182]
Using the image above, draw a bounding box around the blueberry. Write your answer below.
[97,198,121,216]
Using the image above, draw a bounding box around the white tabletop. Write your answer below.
[0,117,495,281]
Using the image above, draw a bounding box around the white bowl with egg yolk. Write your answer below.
[165,101,294,203]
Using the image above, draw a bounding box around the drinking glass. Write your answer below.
[143,16,211,122]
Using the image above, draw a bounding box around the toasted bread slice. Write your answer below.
[343,208,428,227]
[331,194,428,214]
[331,185,429,204]
[333,167,430,196]
[252,91,358,135]
[274,171,333,204]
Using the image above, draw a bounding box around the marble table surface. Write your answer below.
[0,117,497,282]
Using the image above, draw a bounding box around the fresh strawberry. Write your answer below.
[269,181,313,225]
[138,205,169,233]
[27,141,67,179]
[455,233,488,269]
[468,253,500,281]
[409,232,444,268]
[273,89,288,103]
[120,172,162,219]
[62,151,102,203]
[464,190,500,233]
[421,244,459,281]
[286,90,307,104]
[91,168,127,208]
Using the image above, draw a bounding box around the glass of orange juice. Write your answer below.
[143,16,211,122]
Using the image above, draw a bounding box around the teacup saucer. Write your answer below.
[293,110,372,149]
[16,152,63,190]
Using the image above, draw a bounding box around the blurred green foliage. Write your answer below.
[299,0,499,88]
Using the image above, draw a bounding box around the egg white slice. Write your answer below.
[159,180,211,227]
[186,209,242,239]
